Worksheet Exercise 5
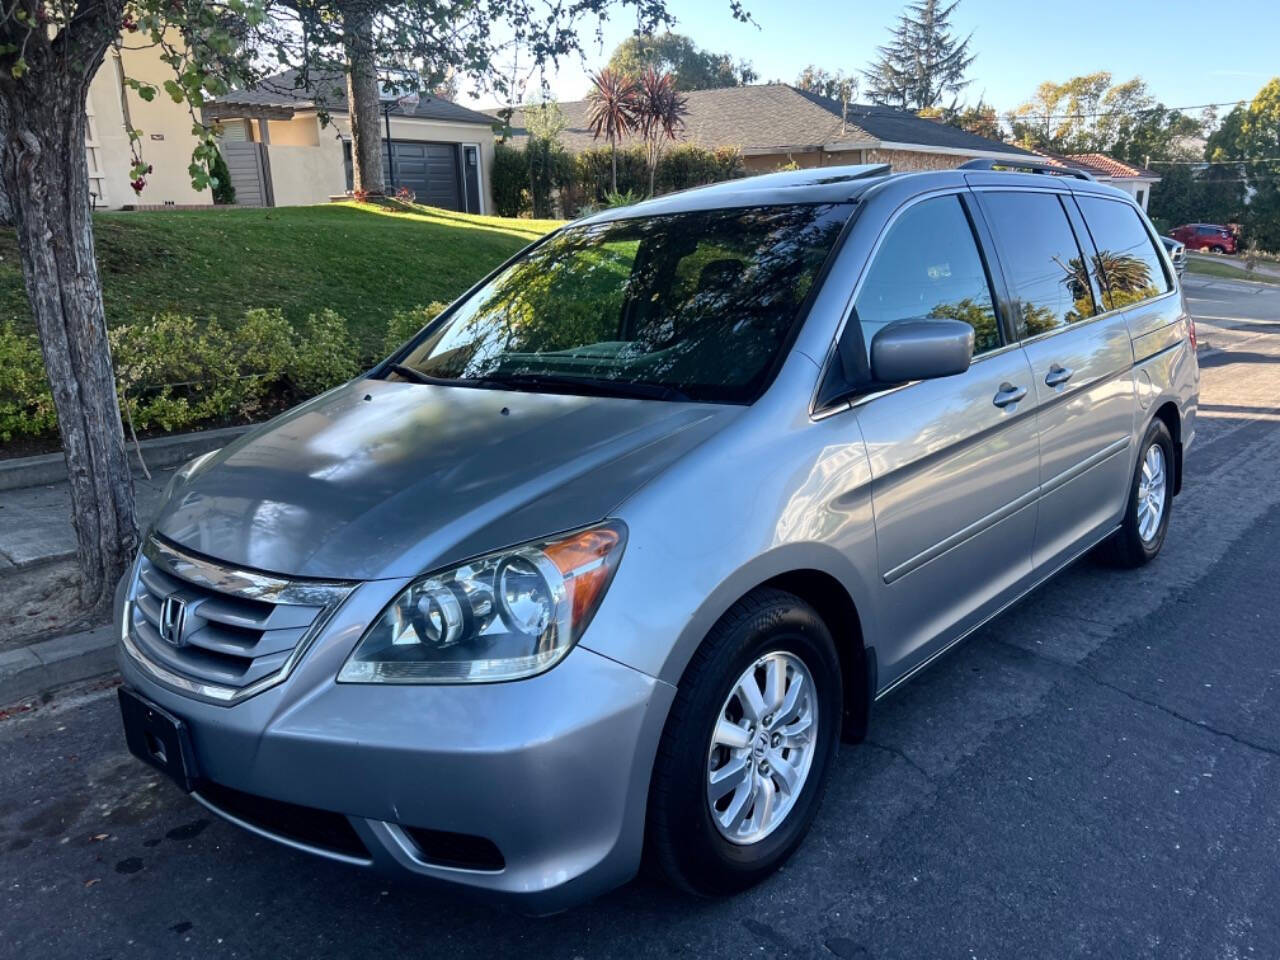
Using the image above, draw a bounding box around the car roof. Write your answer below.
[574,163,1137,226]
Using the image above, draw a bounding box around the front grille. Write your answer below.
[196,780,370,861]
[126,536,353,702]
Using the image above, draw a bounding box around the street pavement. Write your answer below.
[3,274,1280,959]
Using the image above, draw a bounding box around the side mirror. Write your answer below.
[870,319,974,383]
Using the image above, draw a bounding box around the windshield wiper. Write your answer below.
[385,363,451,386]
[467,372,692,402]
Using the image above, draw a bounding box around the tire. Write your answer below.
[1100,418,1175,568]
[645,588,842,897]
[1210,245,1226,254]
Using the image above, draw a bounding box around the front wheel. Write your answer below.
[645,588,842,896]
[1100,418,1174,567]
[1210,244,1226,254]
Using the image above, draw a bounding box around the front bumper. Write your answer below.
[116,573,677,913]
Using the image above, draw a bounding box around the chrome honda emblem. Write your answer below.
[159,595,188,646]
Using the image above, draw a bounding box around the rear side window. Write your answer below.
[979,192,1097,337]
[1077,196,1172,309]
[854,195,1001,356]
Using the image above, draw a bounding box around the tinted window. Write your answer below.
[391,204,851,404]
[854,195,1000,357]
[1076,196,1172,309]
[981,192,1096,337]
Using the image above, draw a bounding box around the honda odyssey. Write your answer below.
[116,161,1199,912]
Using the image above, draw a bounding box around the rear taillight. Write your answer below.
[1188,316,1197,350]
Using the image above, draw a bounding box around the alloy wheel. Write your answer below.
[1137,443,1167,543]
[706,651,817,845]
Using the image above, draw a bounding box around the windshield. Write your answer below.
[386,203,852,404]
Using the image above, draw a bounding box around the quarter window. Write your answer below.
[1076,196,1173,309]
[979,191,1097,337]
[854,195,1001,357]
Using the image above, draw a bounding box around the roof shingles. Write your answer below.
[210,70,496,126]
[497,84,1029,158]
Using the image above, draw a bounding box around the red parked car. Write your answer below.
[1170,223,1238,254]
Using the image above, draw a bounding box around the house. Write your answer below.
[1033,151,1162,210]
[205,71,497,213]
[498,83,1036,172]
[84,47,497,212]
[85,33,219,209]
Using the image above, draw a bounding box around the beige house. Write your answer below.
[85,53,496,212]
[500,84,1037,173]
[85,35,216,209]
[205,71,496,213]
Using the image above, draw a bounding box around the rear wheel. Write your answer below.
[1210,244,1226,254]
[1100,418,1174,567]
[646,588,841,896]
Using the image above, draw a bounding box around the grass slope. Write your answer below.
[0,202,561,352]
[1185,256,1280,285]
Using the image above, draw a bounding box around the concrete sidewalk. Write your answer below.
[0,468,176,652]
[0,424,243,653]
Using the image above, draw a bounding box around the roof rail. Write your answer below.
[959,158,1095,181]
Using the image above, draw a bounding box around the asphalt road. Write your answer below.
[4,274,1280,960]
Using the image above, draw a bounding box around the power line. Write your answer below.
[1147,157,1280,165]
[1006,99,1248,123]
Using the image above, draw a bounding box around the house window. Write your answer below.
[1136,188,1146,208]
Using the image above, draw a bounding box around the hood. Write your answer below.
[152,378,741,580]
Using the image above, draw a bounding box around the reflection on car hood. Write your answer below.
[152,378,741,580]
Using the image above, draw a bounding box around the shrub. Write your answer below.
[290,309,359,396]
[576,146,649,206]
[210,149,236,205]
[384,302,448,356]
[492,143,528,217]
[0,321,55,441]
[655,145,744,193]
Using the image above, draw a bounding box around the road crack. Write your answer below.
[987,637,1280,761]
[863,740,933,782]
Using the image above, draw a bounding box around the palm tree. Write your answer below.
[634,68,689,196]
[586,68,638,193]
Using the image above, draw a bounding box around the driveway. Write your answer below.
[3,275,1279,959]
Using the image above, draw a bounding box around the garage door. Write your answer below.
[344,140,463,210]
[387,142,461,209]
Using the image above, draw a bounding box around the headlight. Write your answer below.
[338,521,627,684]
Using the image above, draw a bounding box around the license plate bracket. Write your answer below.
[118,687,198,792]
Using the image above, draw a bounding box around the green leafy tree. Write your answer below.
[524,99,568,218]
[0,0,751,619]
[1008,73,1202,164]
[1204,80,1280,250]
[863,0,975,111]
[607,32,756,90]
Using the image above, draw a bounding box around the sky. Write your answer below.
[461,0,1279,118]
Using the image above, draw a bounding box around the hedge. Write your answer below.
[0,303,449,444]
[491,142,746,218]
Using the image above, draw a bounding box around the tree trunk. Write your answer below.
[343,3,385,195]
[610,136,618,193]
[0,73,138,618]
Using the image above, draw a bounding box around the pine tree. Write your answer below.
[864,0,976,111]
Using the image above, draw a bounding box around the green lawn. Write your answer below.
[1185,256,1280,285]
[0,201,561,353]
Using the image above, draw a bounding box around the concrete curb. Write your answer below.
[0,424,249,492]
[0,624,117,706]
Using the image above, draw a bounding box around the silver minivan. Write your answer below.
[116,162,1198,911]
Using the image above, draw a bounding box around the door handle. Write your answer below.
[992,383,1027,408]
[1045,364,1074,387]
